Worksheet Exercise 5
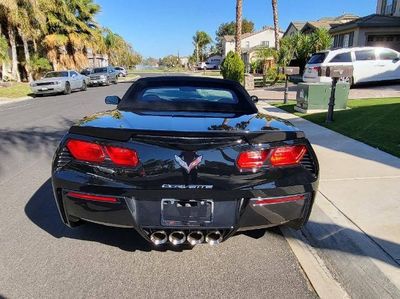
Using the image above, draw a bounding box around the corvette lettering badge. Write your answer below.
[175,154,202,173]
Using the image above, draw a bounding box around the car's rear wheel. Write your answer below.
[81,81,87,91]
[113,76,118,84]
[63,82,71,94]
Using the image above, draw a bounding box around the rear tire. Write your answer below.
[63,82,71,95]
[113,76,118,84]
[81,81,87,91]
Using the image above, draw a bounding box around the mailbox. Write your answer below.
[320,66,354,78]
[278,66,300,76]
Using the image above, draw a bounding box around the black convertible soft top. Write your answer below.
[118,76,258,114]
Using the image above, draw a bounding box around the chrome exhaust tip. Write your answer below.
[205,231,223,245]
[187,231,204,246]
[150,231,168,245]
[168,231,186,245]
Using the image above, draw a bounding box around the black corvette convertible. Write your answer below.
[51,76,319,246]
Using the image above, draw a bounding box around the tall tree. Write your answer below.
[235,0,242,55]
[271,0,280,51]
[192,31,212,63]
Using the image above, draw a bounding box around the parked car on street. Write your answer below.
[30,70,88,96]
[80,68,93,76]
[51,76,319,246]
[88,66,118,86]
[303,47,400,86]
[115,66,128,77]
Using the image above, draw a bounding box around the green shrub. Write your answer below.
[30,54,52,79]
[220,51,244,83]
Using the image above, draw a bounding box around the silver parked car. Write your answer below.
[115,66,128,77]
[30,70,88,96]
[88,66,118,86]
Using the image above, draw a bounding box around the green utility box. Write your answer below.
[295,82,350,113]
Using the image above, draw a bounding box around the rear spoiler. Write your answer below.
[69,126,305,144]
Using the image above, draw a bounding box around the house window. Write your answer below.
[246,41,250,49]
[333,32,354,48]
[261,41,269,47]
[381,0,396,15]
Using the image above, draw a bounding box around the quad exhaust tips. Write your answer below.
[187,231,204,246]
[150,231,168,245]
[205,231,223,245]
[168,231,186,245]
[150,230,223,246]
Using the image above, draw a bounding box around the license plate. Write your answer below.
[39,88,48,91]
[161,199,213,226]
[92,80,97,83]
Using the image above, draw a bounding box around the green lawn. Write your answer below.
[0,83,32,99]
[272,98,400,158]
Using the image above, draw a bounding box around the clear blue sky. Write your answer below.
[95,0,376,58]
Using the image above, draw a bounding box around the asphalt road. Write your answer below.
[0,74,316,298]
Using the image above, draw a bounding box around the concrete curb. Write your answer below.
[0,96,33,106]
[281,225,350,299]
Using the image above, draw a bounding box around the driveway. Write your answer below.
[0,75,315,298]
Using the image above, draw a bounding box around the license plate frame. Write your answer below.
[161,199,213,226]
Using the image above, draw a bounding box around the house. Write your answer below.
[283,22,306,37]
[282,15,358,38]
[330,0,400,50]
[222,26,282,57]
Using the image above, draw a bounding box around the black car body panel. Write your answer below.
[51,76,319,245]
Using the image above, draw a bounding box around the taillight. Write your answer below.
[66,139,139,167]
[236,145,307,170]
[66,139,105,163]
[66,191,118,203]
[105,146,139,167]
[236,150,268,170]
[270,145,307,166]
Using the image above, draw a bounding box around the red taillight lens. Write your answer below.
[253,194,305,206]
[270,145,307,166]
[236,150,268,170]
[66,139,105,163]
[105,146,139,167]
[66,191,118,203]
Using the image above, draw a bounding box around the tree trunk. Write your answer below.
[196,43,199,63]
[272,0,280,51]
[32,39,37,52]
[19,29,33,82]
[8,26,21,82]
[235,0,242,55]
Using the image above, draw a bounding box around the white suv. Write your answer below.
[303,47,400,85]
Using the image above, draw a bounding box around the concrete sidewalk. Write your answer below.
[257,102,400,297]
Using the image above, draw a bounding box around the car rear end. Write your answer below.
[303,51,332,83]
[51,77,319,246]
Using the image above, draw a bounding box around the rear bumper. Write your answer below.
[52,169,317,241]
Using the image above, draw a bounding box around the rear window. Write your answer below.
[355,50,376,61]
[307,53,327,64]
[329,52,352,63]
[141,87,238,104]
[119,79,257,114]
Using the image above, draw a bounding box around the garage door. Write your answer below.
[366,35,400,51]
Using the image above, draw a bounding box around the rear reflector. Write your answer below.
[253,194,305,206]
[105,146,139,167]
[66,139,105,163]
[236,150,268,170]
[66,191,119,203]
[270,145,307,167]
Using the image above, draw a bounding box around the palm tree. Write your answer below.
[235,0,242,55]
[192,31,212,63]
[255,47,277,75]
[271,0,280,51]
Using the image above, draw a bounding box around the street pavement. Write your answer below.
[0,74,316,298]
